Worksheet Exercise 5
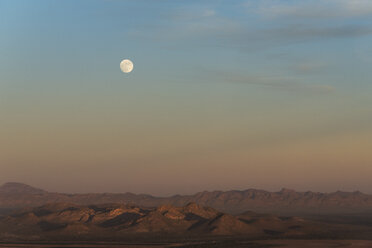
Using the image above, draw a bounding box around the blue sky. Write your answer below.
[1,0,372,194]
[2,0,372,92]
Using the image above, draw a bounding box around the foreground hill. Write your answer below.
[1,182,372,215]
[2,202,370,242]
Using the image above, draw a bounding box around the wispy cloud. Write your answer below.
[229,75,335,93]
[199,69,335,94]
[130,5,372,51]
[262,24,372,42]
[290,61,329,74]
[167,8,216,21]
[164,8,240,38]
[128,7,241,46]
[248,0,372,19]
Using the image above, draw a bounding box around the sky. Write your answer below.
[1,0,372,195]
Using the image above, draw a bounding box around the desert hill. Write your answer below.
[1,182,372,215]
[0,202,354,242]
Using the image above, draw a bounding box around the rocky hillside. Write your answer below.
[0,202,348,242]
[1,182,372,215]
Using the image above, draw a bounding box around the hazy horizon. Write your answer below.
[1,0,372,195]
[1,180,371,197]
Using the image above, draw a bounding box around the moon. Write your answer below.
[120,59,134,73]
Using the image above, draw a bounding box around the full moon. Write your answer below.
[120,59,134,73]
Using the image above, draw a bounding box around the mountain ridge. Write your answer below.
[1,182,372,215]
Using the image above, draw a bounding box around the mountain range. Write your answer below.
[1,182,372,215]
[2,202,370,242]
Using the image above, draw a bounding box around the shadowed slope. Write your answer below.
[1,202,348,241]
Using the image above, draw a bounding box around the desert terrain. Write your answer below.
[1,183,372,247]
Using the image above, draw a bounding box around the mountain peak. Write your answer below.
[0,182,46,194]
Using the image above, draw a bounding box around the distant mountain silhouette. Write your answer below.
[0,182,46,195]
[1,182,372,215]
